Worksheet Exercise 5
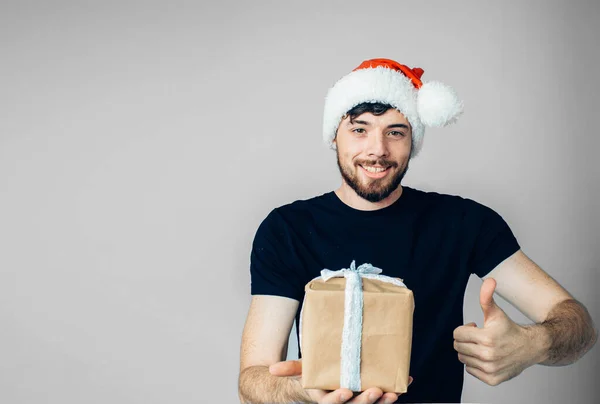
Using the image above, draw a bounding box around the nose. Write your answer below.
[365,130,389,157]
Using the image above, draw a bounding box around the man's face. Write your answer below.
[334,108,412,203]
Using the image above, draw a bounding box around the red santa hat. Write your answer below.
[323,58,464,157]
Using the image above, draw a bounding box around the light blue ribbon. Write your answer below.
[320,260,389,392]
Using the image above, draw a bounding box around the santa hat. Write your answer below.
[323,58,464,157]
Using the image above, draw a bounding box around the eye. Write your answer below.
[389,131,405,137]
[352,128,366,134]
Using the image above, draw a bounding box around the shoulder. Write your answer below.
[269,192,332,222]
[255,192,331,234]
[406,186,503,224]
[407,186,485,211]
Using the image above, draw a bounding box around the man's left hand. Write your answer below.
[453,278,541,386]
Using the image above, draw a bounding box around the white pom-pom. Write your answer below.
[417,81,464,127]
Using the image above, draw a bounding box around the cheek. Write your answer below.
[395,144,412,159]
[338,148,359,163]
[347,154,362,167]
[338,134,364,153]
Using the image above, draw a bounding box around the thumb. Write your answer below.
[269,359,302,377]
[480,278,502,325]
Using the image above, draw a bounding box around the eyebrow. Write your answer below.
[386,123,410,130]
[350,120,410,130]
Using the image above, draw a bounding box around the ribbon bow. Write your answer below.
[320,260,382,281]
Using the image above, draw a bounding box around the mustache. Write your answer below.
[355,159,397,168]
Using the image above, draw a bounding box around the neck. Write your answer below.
[334,183,403,211]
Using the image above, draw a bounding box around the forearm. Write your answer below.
[526,298,598,366]
[238,365,312,404]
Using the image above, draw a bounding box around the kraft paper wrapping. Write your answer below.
[300,276,414,393]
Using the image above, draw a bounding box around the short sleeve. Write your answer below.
[249,209,304,302]
[467,201,521,278]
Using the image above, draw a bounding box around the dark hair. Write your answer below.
[344,102,394,124]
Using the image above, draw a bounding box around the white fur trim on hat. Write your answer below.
[322,66,463,157]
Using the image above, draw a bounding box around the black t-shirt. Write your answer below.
[249,186,520,403]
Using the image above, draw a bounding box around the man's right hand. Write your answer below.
[269,359,412,404]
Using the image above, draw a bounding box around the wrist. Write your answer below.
[522,323,552,365]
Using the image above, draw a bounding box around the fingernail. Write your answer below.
[340,391,351,400]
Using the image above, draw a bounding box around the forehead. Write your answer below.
[346,108,410,125]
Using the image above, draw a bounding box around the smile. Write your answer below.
[359,165,391,178]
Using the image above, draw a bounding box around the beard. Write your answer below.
[336,150,410,203]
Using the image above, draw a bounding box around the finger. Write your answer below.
[465,365,490,384]
[480,278,506,326]
[457,352,489,373]
[479,278,497,315]
[319,388,354,404]
[453,324,481,343]
[374,392,398,404]
[374,376,413,404]
[465,322,477,327]
[347,387,383,403]
[268,360,302,377]
[465,365,503,386]
[305,388,327,402]
[453,340,483,357]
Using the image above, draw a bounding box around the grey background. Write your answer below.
[0,0,598,403]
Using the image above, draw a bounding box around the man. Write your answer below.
[238,59,597,404]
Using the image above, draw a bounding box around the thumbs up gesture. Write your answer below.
[453,278,539,386]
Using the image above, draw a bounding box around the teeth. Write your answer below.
[362,166,386,173]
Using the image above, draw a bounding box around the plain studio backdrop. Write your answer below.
[1,1,598,403]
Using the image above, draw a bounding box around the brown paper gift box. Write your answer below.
[300,276,414,393]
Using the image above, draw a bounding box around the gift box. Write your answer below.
[299,261,414,393]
